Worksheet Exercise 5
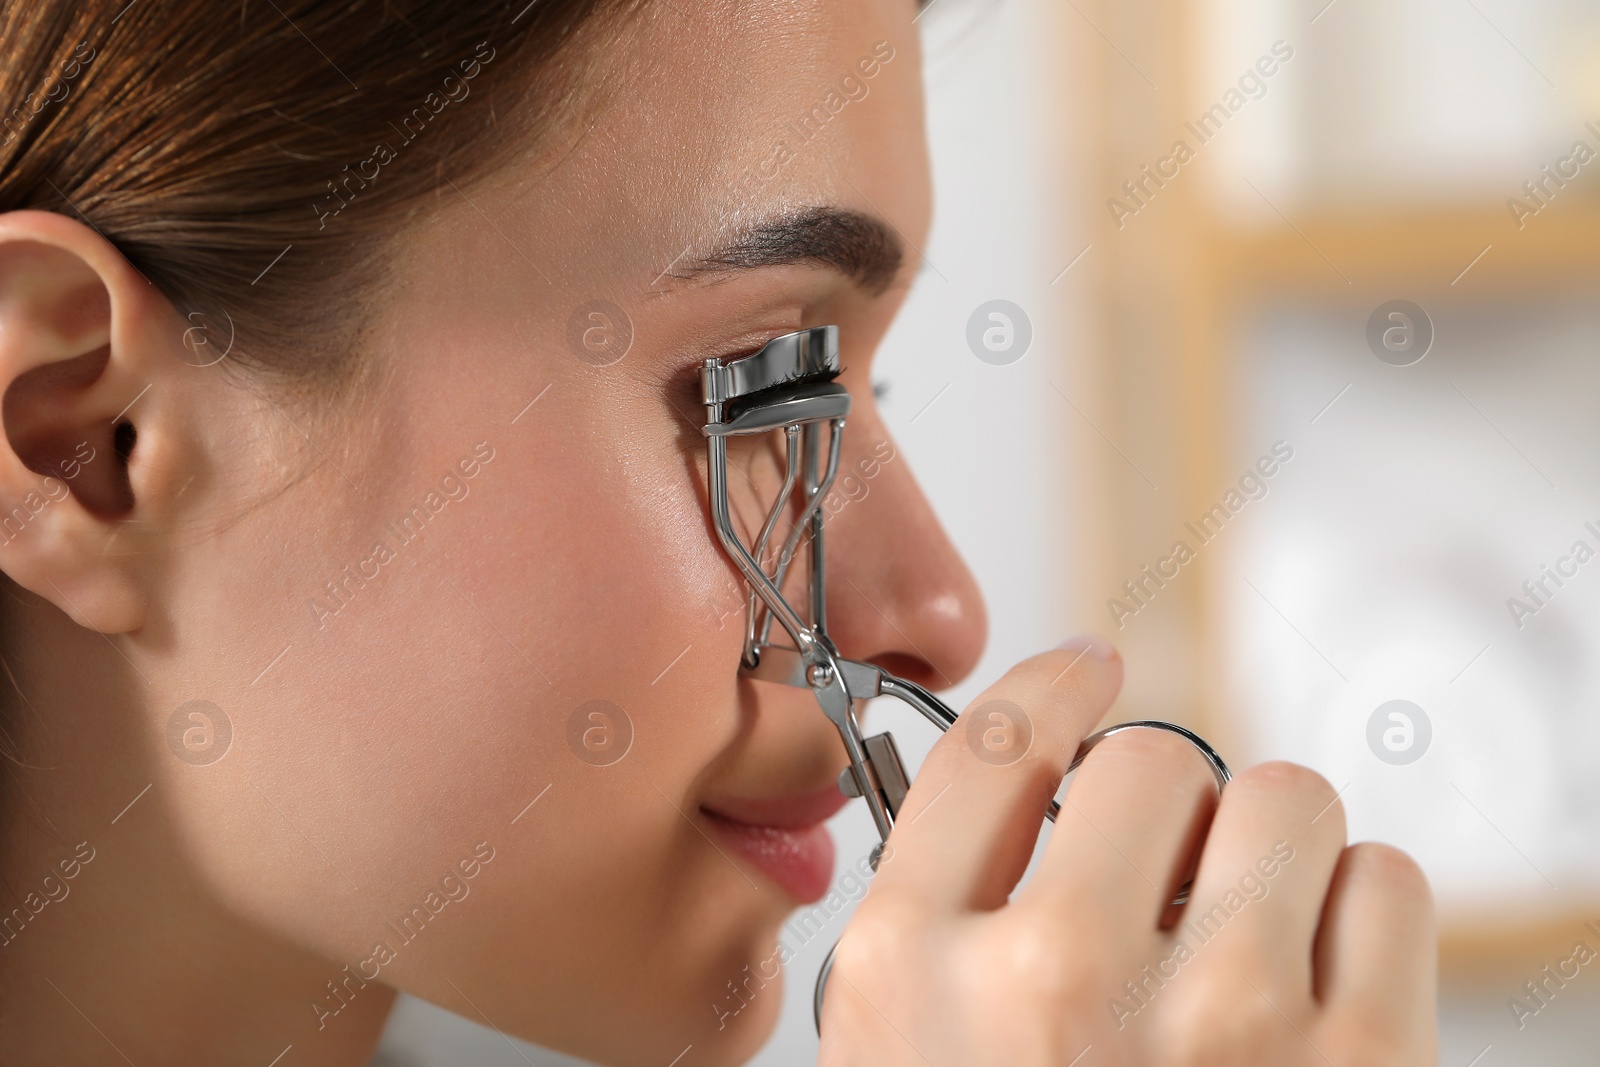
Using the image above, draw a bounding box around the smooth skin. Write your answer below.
[0,1,1434,1064]
[821,647,1437,1064]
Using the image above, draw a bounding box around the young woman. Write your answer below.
[0,2,1437,1064]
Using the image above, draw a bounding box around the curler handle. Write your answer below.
[835,732,912,820]
[806,663,1234,1037]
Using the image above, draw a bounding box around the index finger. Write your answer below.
[867,637,1123,914]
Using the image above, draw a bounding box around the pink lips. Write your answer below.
[701,785,850,903]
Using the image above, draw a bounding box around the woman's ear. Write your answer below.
[0,209,199,634]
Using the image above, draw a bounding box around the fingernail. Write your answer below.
[1054,633,1116,661]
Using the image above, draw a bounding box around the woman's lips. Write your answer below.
[701,785,849,903]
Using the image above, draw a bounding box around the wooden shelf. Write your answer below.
[1066,0,1600,976]
[1204,206,1600,296]
[1440,911,1600,976]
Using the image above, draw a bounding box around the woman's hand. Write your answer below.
[817,641,1437,1066]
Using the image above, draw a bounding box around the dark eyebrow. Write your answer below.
[677,206,904,294]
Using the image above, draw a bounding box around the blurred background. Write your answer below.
[377,0,1600,1062]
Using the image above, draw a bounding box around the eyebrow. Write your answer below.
[676,206,905,294]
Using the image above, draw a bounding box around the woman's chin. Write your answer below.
[691,968,786,1067]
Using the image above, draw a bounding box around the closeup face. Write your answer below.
[46,1,985,1064]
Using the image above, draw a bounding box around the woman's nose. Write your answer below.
[819,422,987,691]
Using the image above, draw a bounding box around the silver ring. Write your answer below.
[812,720,1231,1035]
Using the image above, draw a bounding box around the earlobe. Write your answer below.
[0,210,187,634]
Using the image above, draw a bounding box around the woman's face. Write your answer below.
[113,1,982,1063]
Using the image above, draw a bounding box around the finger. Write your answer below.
[1315,843,1436,1051]
[1023,724,1219,925]
[1179,762,1346,997]
[869,636,1123,914]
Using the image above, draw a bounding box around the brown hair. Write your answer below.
[0,0,644,852]
[0,0,637,382]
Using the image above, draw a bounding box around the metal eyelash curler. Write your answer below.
[700,325,1233,1034]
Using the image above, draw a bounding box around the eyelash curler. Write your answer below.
[700,325,1233,1034]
